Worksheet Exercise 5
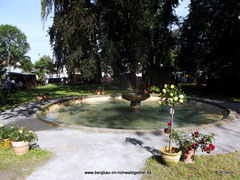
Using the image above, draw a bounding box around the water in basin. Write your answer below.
[45,98,225,130]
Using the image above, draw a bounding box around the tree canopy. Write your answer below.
[0,24,30,74]
[177,0,240,90]
[41,0,240,91]
[42,0,180,87]
[34,55,54,80]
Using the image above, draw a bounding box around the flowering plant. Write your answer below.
[0,124,15,140]
[159,84,187,153]
[164,124,215,154]
[158,84,186,106]
[95,89,100,94]
[8,124,38,142]
[149,86,160,93]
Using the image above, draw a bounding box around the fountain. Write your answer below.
[36,95,232,132]
[122,91,150,110]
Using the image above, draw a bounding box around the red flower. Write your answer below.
[188,147,192,151]
[192,131,199,138]
[143,85,149,90]
[209,144,215,151]
[200,140,204,144]
[192,143,196,148]
[168,122,172,126]
[105,77,110,82]
[185,152,189,154]
[164,128,168,133]
[204,147,211,154]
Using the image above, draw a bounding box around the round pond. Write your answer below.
[38,95,228,130]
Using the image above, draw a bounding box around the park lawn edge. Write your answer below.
[0,147,53,179]
[142,151,240,180]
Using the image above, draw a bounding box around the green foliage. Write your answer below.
[149,86,160,93]
[20,57,33,73]
[42,0,180,86]
[0,59,7,75]
[159,84,186,106]
[34,55,53,79]
[8,124,38,142]
[0,24,30,73]
[0,124,15,140]
[164,127,215,153]
[177,1,240,90]
[48,0,100,79]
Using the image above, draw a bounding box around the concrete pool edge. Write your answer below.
[36,95,238,134]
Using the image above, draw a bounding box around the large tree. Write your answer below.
[42,0,101,80]
[41,0,180,87]
[177,0,240,91]
[206,0,240,90]
[0,24,30,72]
[34,55,54,80]
[21,57,33,73]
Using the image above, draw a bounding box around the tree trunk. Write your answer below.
[7,49,11,72]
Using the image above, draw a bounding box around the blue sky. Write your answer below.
[0,0,189,66]
[0,0,53,64]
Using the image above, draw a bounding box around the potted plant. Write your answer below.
[0,124,13,149]
[158,84,186,166]
[9,124,38,156]
[143,85,149,94]
[95,89,101,95]
[164,128,215,163]
[149,86,160,94]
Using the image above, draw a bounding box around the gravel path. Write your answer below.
[0,98,239,180]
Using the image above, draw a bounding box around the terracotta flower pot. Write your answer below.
[0,138,11,149]
[182,149,195,163]
[160,147,182,166]
[11,141,30,156]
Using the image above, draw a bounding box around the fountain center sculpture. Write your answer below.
[122,91,150,110]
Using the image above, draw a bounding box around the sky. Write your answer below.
[0,0,189,69]
[0,0,53,64]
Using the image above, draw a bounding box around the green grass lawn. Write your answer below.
[1,83,240,113]
[1,84,240,179]
[0,84,128,112]
[142,152,240,180]
[0,148,51,179]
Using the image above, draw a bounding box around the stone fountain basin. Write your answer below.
[122,92,150,102]
[36,95,238,134]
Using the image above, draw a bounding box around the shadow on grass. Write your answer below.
[151,155,165,165]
